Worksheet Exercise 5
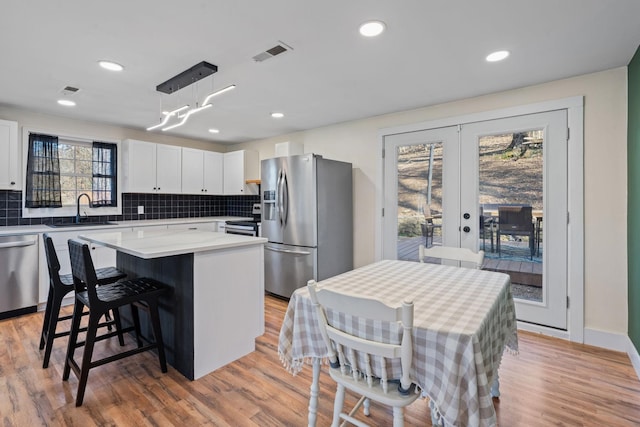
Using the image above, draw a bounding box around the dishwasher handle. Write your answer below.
[0,238,38,249]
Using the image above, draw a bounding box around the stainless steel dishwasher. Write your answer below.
[0,234,39,319]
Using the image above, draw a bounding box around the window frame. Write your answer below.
[21,128,122,219]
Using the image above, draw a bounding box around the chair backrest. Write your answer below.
[418,244,484,269]
[307,280,414,393]
[67,239,100,301]
[498,205,533,232]
[42,233,61,276]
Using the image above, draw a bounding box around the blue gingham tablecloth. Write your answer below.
[278,260,518,427]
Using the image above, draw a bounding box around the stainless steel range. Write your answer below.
[225,203,261,236]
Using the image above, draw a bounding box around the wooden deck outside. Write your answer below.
[398,236,542,287]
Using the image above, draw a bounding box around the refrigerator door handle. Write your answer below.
[265,245,311,256]
[277,170,284,226]
[282,171,289,226]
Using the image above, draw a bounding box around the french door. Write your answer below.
[383,110,568,329]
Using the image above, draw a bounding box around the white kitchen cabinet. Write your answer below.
[181,148,223,195]
[0,119,20,190]
[122,139,182,194]
[223,150,259,195]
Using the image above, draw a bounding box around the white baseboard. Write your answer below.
[583,327,629,352]
[517,321,570,340]
[628,337,640,382]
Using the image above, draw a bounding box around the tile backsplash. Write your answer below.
[0,190,260,227]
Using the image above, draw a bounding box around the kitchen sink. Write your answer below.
[46,221,118,228]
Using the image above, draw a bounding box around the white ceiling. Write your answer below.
[2,0,640,145]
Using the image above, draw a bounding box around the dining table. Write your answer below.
[278,259,518,427]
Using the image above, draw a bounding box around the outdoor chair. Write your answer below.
[421,205,442,247]
[497,205,535,259]
[418,244,484,269]
[479,206,495,252]
[307,280,419,427]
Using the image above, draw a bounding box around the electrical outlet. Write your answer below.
[137,205,144,215]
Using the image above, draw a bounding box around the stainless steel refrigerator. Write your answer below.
[262,153,353,298]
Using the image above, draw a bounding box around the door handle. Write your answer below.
[282,172,289,226]
[277,170,284,226]
[265,246,311,256]
[463,226,471,233]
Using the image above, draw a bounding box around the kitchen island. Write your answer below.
[79,228,267,380]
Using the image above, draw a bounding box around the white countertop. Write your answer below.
[0,216,251,237]
[78,228,267,259]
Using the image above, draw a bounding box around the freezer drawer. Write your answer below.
[265,243,316,299]
[0,234,39,318]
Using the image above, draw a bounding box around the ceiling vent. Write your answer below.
[252,42,292,62]
[61,86,80,96]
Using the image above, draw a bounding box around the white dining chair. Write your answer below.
[418,244,485,269]
[307,280,419,427]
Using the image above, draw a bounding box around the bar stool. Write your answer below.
[39,234,127,369]
[64,239,169,406]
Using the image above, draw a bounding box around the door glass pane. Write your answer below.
[478,131,543,302]
[396,143,443,261]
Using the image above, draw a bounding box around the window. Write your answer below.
[57,139,117,207]
[22,131,121,218]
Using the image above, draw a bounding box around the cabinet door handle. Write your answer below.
[10,181,15,185]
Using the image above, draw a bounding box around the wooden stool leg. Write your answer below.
[131,304,143,347]
[63,300,84,381]
[42,288,65,368]
[104,310,113,332]
[39,286,55,350]
[74,312,101,407]
[147,299,167,373]
[111,308,125,346]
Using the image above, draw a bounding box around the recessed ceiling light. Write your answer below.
[208,128,220,134]
[486,50,510,62]
[271,112,284,118]
[57,99,76,107]
[98,60,124,71]
[359,21,386,37]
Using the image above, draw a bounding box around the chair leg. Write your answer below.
[111,307,125,346]
[147,299,167,373]
[332,384,345,427]
[392,406,405,427]
[39,286,55,350]
[131,304,143,347]
[63,300,85,381]
[42,288,64,369]
[74,312,101,407]
[363,397,371,416]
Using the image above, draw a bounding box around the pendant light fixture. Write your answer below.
[146,61,235,133]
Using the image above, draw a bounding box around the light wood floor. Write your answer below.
[2,296,640,426]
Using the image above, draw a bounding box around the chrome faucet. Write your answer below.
[76,193,91,224]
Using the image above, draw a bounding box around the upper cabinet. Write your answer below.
[122,139,181,193]
[0,119,20,190]
[223,150,259,195]
[181,148,223,195]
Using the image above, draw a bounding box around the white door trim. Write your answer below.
[376,96,584,343]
